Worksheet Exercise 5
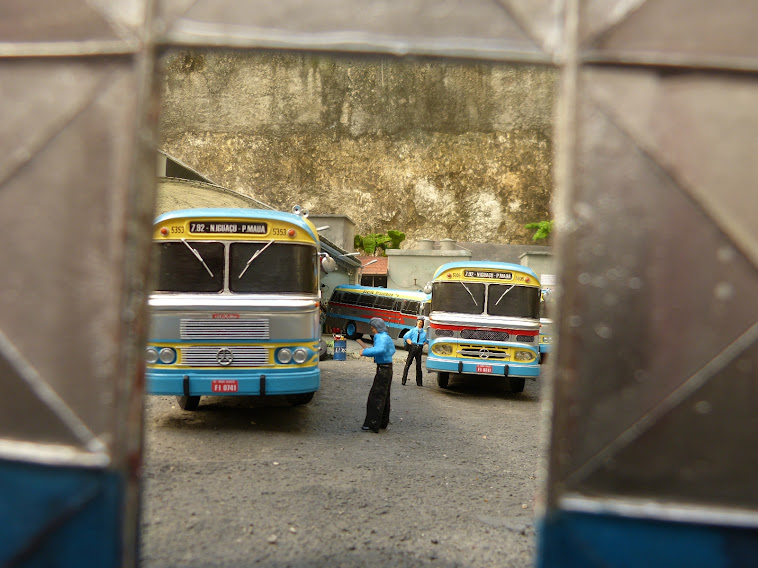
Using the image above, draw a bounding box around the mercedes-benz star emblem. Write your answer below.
[479,348,490,359]
[216,348,234,366]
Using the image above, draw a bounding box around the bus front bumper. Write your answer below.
[425,356,540,379]
[146,366,320,396]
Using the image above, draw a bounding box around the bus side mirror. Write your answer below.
[320,255,337,273]
[423,282,432,294]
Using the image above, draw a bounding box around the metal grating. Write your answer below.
[459,344,509,359]
[461,329,511,341]
[180,318,270,340]
[180,346,269,367]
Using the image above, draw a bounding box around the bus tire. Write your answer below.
[345,321,362,340]
[287,392,314,406]
[176,395,200,411]
[437,372,449,389]
[319,338,329,360]
[509,378,525,393]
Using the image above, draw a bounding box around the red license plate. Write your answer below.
[211,379,238,393]
[476,365,493,374]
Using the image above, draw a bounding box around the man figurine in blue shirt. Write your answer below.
[357,317,396,433]
[401,317,428,386]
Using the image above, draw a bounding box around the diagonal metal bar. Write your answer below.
[579,0,649,49]
[565,318,758,487]
[0,329,107,455]
[0,66,125,191]
[585,82,758,274]
[492,0,550,56]
[154,0,203,37]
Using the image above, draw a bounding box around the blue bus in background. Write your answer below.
[425,261,541,392]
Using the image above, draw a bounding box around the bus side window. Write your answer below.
[331,291,343,303]
[377,297,394,310]
[343,292,359,305]
[357,294,376,307]
[403,301,420,315]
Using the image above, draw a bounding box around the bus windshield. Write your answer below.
[432,281,485,314]
[153,241,318,294]
[230,242,317,293]
[154,241,225,292]
[487,284,540,319]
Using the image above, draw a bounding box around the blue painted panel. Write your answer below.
[537,510,758,568]
[0,459,123,568]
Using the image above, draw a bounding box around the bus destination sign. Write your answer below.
[463,270,513,280]
[189,221,267,234]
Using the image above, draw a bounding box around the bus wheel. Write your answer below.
[287,392,314,406]
[319,338,329,360]
[345,322,362,340]
[509,378,525,393]
[176,395,200,411]
[437,372,449,389]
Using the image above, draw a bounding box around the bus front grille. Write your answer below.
[181,346,269,367]
[180,319,270,340]
[458,344,510,360]
[461,329,510,341]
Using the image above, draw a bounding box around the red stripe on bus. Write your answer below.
[328,302,418,324]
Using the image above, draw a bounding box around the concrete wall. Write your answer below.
[519,251,555,281]
[308,214,356,252]
[159,50,556,246]
[386,248,471,292]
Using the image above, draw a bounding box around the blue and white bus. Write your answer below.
[425,261,541,392]
[145,208,331,410]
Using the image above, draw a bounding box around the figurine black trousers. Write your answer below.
[363,363,393,432]
[401,344,423,385]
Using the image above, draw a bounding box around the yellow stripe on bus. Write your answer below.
[435,267,540,287]
[337,288,426,301]
[153,218,318,245]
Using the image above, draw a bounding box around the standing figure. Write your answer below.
[356,317,396,433]
[401,317,428,386]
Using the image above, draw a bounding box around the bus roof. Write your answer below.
[333,284,427,301]
[154,207,319,242]
[432,261,540,282]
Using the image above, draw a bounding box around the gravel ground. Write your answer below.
[140,336,546,567]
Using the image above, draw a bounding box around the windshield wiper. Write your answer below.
[239,239,275,278]
[460,282,478,306]
[181,238,214,278]
[495,285,515,305]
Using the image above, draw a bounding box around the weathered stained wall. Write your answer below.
[159,50,556,245]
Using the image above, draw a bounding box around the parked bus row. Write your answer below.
[325,261,550,393]
[144,206,554,411]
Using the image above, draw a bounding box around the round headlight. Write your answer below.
[278,348,292,364]
[146,347,159,364]
[159,347,176,364]
[433,343,453,356]
[293,348,308,364]
[514,351,534,362]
